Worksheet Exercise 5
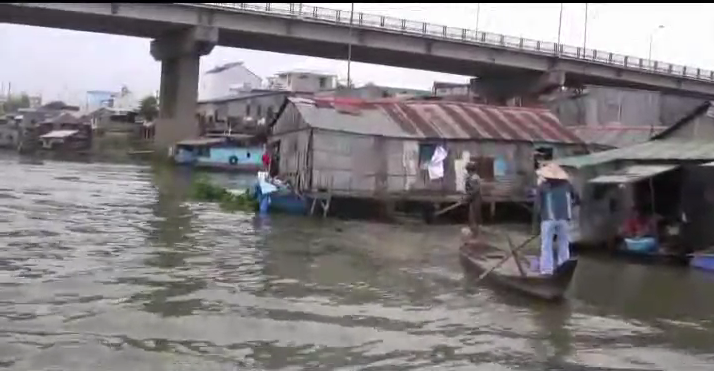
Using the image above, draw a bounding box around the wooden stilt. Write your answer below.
[310,198,317,216]
[322,194,332,218]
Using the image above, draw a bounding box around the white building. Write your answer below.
[198,62,262,101]
[112,86,138,110]
[85,86,138,112]
[267,69,337,93]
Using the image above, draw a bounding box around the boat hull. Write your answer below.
[690,254,714,272]
[459,244,578,301]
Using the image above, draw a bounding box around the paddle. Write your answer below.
[433,199,466,217]
[503,232,527,277]
[473,234,539,284]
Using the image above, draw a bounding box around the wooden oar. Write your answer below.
[504,232,527,277]
[433,199,466,217]
[474,234,539,283]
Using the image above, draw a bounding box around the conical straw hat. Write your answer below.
[536,162,570,180]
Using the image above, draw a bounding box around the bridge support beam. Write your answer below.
[150,26,218,151]
[470,70,566,105]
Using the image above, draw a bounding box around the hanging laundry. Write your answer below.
[427,145,448,180]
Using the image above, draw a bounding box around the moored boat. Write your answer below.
[459,242,578,301]
[173,134,265,173]
[689,251,714,272]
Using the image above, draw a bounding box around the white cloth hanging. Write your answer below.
[427,145,448,180]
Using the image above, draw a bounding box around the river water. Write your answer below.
[0,154,713,370]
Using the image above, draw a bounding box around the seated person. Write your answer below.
[621,208,654,238]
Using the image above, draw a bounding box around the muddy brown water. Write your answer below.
[0,153,713,370]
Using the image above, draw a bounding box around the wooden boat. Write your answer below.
[459,243,578,301]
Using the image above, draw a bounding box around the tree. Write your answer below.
[2,93,31,113]
[138,95,159,121]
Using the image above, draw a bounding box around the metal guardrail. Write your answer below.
[192,3,714,83]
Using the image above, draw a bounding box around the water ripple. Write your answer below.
[0,153,712,370]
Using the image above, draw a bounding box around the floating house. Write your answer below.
[556,101,714,250]
[173,134,265,172]
[269,96,585,215]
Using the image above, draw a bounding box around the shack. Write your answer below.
[269,96,585,216]
[37,112,92,152]
[556,100,714,248]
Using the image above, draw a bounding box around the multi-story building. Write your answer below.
[198,62,263,101]
[267,69,337,93]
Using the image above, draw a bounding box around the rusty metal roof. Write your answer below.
[292,97,581,144]
[571,125,666,149]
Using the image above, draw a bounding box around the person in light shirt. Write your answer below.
[534,163,580,275]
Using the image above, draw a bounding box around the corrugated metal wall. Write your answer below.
[550,86,704,128]
[307,129,582,202]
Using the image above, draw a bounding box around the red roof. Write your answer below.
[302,97,582,144]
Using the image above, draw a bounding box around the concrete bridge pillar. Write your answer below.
[150,26,218,151]
[470,70,566,106]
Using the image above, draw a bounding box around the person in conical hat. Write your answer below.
[534,161,579,275]
[536,162,570,181]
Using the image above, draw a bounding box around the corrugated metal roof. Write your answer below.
[588,164,679,184]
[176,138,226,146]
[40,130,78,139]
[557,139,714,168]
[206,61,244,74]
[291,97,581,144]
[571,125,666,149]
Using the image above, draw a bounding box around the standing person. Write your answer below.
[534,163,579,275]
[465,160,482,237]
[262,147,271,172]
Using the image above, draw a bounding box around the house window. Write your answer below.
[472,157,495,181]
[319,77,327,89]
[246,104,251,117]
[257,105,262,117]
[196,146,210,157]
[418,143,437,166]
[266,107,275,122]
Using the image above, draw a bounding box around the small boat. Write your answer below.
[253,173,309,215]
[612,237,690,265]
[690,251,714,273]
[459,243,578,301]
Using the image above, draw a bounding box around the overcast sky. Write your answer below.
[0,3,710,105]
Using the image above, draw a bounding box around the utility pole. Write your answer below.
[583,3,588,51]
[648,25,664,61]
[476,3,481,33]
[557,3,564,55]
[346,2,355,88]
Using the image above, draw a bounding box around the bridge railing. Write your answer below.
[202,3,714,82]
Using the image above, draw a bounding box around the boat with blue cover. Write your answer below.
[173,134,266,173]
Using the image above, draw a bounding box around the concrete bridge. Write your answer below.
[3,2,714,148]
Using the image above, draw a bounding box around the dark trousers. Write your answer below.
[468,193,482,236]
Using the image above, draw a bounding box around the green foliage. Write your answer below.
[1,93,31,113]
[190,176,257,212]
[138,95,159,121]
